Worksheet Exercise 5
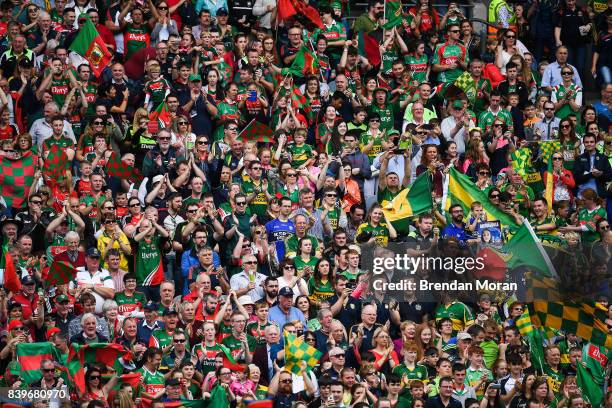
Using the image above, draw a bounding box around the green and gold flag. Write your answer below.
[539,140,561,163]
[382,171,433,234]
[382,1,404,29]
[284,333,322,374]
[531,301,612,349]
[453,71,477,104]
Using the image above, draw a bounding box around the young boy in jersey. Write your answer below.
[74,161,92,197]
[465,345,493,400]
[287,128,314,169]
[393,341,428,386]
[143,63,171,112]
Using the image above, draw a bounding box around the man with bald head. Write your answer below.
[349,304,382,353]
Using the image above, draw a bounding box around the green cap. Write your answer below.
[452,100,464,109]
[188,74,202,82]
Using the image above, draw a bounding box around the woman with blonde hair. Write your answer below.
[125,107,156,168]
[366,327,399,376]
[170,115,195,156]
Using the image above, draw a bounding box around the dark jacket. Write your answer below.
[573,151,612,197]
[69,331,109,345]
[252,344,273,386]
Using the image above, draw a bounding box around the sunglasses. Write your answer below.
[479,171,490,176]
[158,137,171,141]
[244,261,257,265]
[197,140,208,145]
[227,127,238,131]
[562,72,573,76]
[90,376,101,380]
[104,206,115,210]
[449,30,460,33]
[605,141,612,145]
[552,157,563,161]
[178,121,188,125]
[187,209,198,213]
[287,173,297,177]
[560,125,570,129]
[130,203,141,207]
[279,379,293,384]
[284,265,295,269]
[490,194,500,198]
[493,124,503,128]
[544,107,555,111]
[105,219,117,224]
[93,121,105,125]
[326,193,337,197]
[505,35,515,39]
[174,339,186,343]
[158,5,168,9]
[43,368,55,372]
[601,225,610,230]
[30,200,42,204]
[369,118,380,122]
[236,201,247,206]
[252,166,262,170]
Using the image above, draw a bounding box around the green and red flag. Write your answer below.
[3,250,21,293]
[44,259,76,286]
[43,144,70,185]
[0,150,36,208]
[149,101,171,133]
[576,360,604,407]
[16,342,59,385]
[69,17,112,77]
[106,152,144,183]
[67,343,131,393]
[281,46,319,77]
[357,30,381,67]
[382,1,405,29]
[277,0,323,29]
[239,119,274,143]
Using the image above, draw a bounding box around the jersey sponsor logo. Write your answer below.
[51,85,69,95]
[126,32,148,42]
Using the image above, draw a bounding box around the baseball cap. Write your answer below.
[163,308,179,316]
[238,295,255,306]
[56,294,69,304]
[7,301,22,311]
[143,301,158,311]
[165,377,181,386]
[8,320,24,331]
[456,332,472,342]
[46,327,61,339]
[452,100,464,109]
[278,287,294,297]
[189,73,202,82]
[216,7,228,15]
[21,275,35,285]
[152,174,165,185]
[329,347,345,357]
[86,247,101,258]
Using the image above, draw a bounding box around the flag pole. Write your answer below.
[237,118,255,140]
[270,72,292,116]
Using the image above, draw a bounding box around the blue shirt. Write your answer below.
[265,219,295,261]
[442,222,471,246]
[268,305,306,329]
[541,62,582,89]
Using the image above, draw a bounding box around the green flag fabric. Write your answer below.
[382,171,433,234]
[281,46,319,77]
[239,119,274,143]
[503,221,558,278]
[582,343,608,386]
[382,1,404,28]
[576,361,604,407]
[68,18,112,77]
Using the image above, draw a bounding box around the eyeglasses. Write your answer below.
[130,203,141,207]
[236,201,247,206]
[552,157,563,161]
[600,225,610,230]
[252,166,262,170]
[105,219,117,224]
[28,8,38,12]
[104,206,115,210]
[227,127,238,131]
[3,150,15,153]
[174,338,186,343]
[279,379,293,384]
[326,193,337,197]
[158,137,171,141]
[186,209,198,213]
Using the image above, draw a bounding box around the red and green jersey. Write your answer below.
[137,366,165,395]
[473,78,492,116]
[149,328,174,350]
[50,76,71,107]
[213,100,239,141]
[313,21,346,58]
[478,108,513,133]
[191,342,224,374]
[43,135,74,152]
[221,334,256,360]
[577,206,607,243]
[404,54,429,83]
[124,24,150,59]
[368,103,398,133]
[145,77,171,110]
[135,235,164,286]
[432,41,469,84]
[114,291,146,316]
